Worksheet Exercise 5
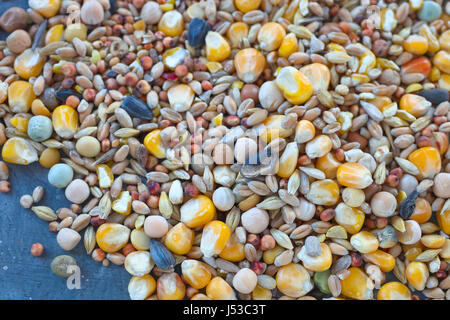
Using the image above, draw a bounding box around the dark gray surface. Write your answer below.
[0,0,130,300]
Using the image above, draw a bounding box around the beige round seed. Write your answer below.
[241,207,269,234]
[212,187,235,211]
[371,191,397,217]
[75,136,101,158]
[56,228,81,251]
[342,188,365,207]
[144,215,169,238]
[234,137,258,164]
[65,179,90,204]
[212,143,234,165]
[20,194,33,208]
[232,268,258,294]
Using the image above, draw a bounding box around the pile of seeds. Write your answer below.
[0,0,449,300]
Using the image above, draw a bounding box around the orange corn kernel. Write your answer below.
[252,285,272,300]
[180,195,216,228]
[45,24,64,45]
[316,153,342,179]
[143,130,166,159]
[306,179,340,206]
[299,63,331,93]
[191,293,212,300]
[403,35,428,55]
[111,191,132,215]
[295,119,316,144]
[437,209,450,235]
[200,220,231,258]
[158,10,184,37]
[278,33,299,58]
[334,203,365,235]
[350,231,379,254]
[363,250,395,272]
[29,0,61,18]
[276,263,313,298]
[297,243,332,272]
[31,99,51,117]
[14,49,45,80]
[181,259,212,289]
[164,222,194,255]
[419,25,439,54]
[337,162,373,189]
[377,282,411,300]
[52,105,79,139]
[234,0,261,13]
[433,50,450,74]
[404,246,422,261]
[257,22,286,52]
[206,276,237,300]
[96,223,131,253]
[205,31,231,62]
[1,137,38,165]
[227,22,249,48]
[399,94,431,117]
[276,66,313,105]
[405,261,429,291]
[407,147,441,179]
[401,57,431,77]
[263,246,284,265]
[420,235,446,249]
[9,116,29,133]
[277,142,299,178]
[157,272,186,300]
[340,267,373,300]
[8,81,35,113]
[234,48,266,83]
[439,30,450,52]
[219,234,245,262]
[409,197,432,224]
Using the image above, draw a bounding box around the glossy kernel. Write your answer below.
[350,231,379,254]
[227,22,249,48]
[257,22,286,52]
[334,203,365,235]
[157,272,186,300]
[433,50,450,74]
[1,137,38,165]
[340,267,373,300]
[205,31,231,62]
[164,222,194,255]
[278,33,299,58]
[297,243,332,272]
[234,48,266,83]
[52,105,79,139]
[234,0,261,13]
[200,220,231,258]
[158,10,184,37]
[258,115,294,143]
[219,234,245,262]
[112,191,132,215]
[276,66,313,105]
[420,235,446,249]
[8,81,35,113]
[316,153,342,179]
[96,164,114,188]
[128,274,156,300]
[167,84,195,112]
[401,57,431,77]
[408,147,441,179]
[96,223,130,253]
[409,198,432,224]
[399,94,431,117]
[29,0,61,18]
[404,35,428,55]
[295,119,315,144]
[276,263,313,298]
[300,63,331,93]
[143,130,166,159]
[180,195,216,228]
[337,162,373,189]
[277,142,298,178]
[14,49,45,80]
[405,261,429,291]
[437,209,450,235]
[363,250,395,272]
[206,276,237,300]
[181,259,212,289]
[45,24,64,45]
[377,282,411,300]
[305,179,340,206]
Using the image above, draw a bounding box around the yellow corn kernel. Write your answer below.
[257,22,286,52]
[206,276,237,300]
[263,246,284,265]
[277,142,298,178]
[433,50,450,74]
[404,247,422,261]
[181,259,212,289]
[358,50,376,74]
[295,119,315,144]
[164,222,194,255]
[227,22,249,48]
[1,137,38,165]
[234,48,266,83]
[31,99,51,117]
[419,25,439,53]
[350,231,379,254]
[403,35,428,55]
[380,8,397,32]
[437,209,450,235]
[96,164,114,188]
[191,293,212,300]
[128,274,156,300]
[158,10,184,37]
[409,197,432,224]
[9,116,29,133]
[337,162,373,189]
[143,130,166,159]
[377,282,411,300]
[52,105,78,139]
[429,66,441,82]
[45,24,64,45]
[376,58,400,71]
[408,147,441,179]
[305,134,333,159]
[327,43,346,52]
[409,0,423,10]
[200,220,231,258]
[278,33,299,58]
[420,235,446,249]
[316,153,342,179]
[405,261,429,291]
[112,191,132,215]
[29,0,61,18]
[439,30,450,52]
[405,83,423,94]
[130,229,150,251]
[205,31,231,62]
[157,272,186,300]
[180,195,216,228]
[160,3,174,11]
[300,63,331,93]
[340,267,373,300]
[64,23,87,42]
[8,81,35,113]
[162,47,189,70]
[399,94,431,117]
[133,19,146,31]
[39,147,60,168]
[337,111,354,134]
[439,73,450,91]
[14,49,45,80]
[234,0,261,13]
[276,66,313,105]
[297,243,332,272]
[219,234,245,262]
[167,84,195,112]
[363,250,395,272]
[258,114,294,143]
[96,223,130,253]
[252,285,272,300]
[305,179,340,206]
[351,73,370,85]
[276,263,313,298]
[334,203,365,235]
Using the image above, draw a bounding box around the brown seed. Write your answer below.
[0,7,27,32]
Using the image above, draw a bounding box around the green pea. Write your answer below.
[314,269,331,295]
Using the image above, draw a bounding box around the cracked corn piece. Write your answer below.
[380,8,397,33]
[162,47,189,70]
[252,285,272,300]
[14,49,45,80]
[52,105,78,139]
[316,153,342,179]
[143,130,166,159]
[257,22,286,52]
[158,10,184,37]
[96,223,130,253]
[334,203,365,235]
[297,243,332,272]
[275,66,313,105]
[29,0,61,18]
[377,282,411,300]
[234,48,266,83]
[337,162,373,189]
[180,195,216,228]
[299,63,331,93]
[112,191,132,215]
[200,220,231,258]
[234,0,261,13]
[219,234,245,262]
[277,142,299,178]
[96,164,114,188]
[358,50,377,74]
[128,274,156,300]
[340,267,373,300]
[9,116,29,133]
[305,179,340,206]
[278,33,299,58]
[1,137,38,165]
[8,81,35,113]
[258,114,294,143]
[405,261,429,291]
[45,24,64,45]
[157,272,185,300]
[276,263,313,298]
[407,147,441,179]
[363,250,395,272]
[399,94,431,117]
[167,84,195,112]
[164,222,194,255]
[205,31,230,62]
[181,259,212,289]
[206,276,237,300]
